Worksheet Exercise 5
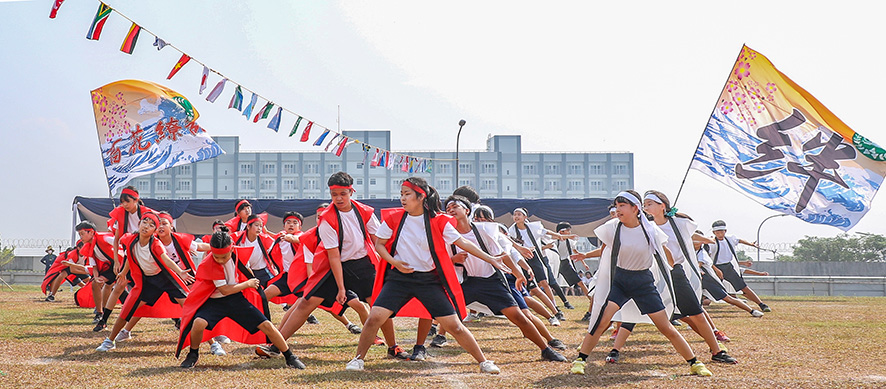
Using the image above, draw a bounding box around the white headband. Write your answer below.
[712,225,727,231]
[616,191,664,259]
[513,208,528,216]
[616,191,642,207]
[643,193,663,204]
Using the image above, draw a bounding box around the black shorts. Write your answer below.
[251,268,273,288]
[99,267,117,284]
[715,263,747,290]
[520,268,539,290]
[701,270,729,300]
[70,273,89,285]
[373,268,456,318]
[559,259,582,287]
[607,267,665,315]
[670,264,703,318]
[270,272,293,296]
[195,293,268,333]
[505,274,530,310]
[140,274,186,306]
[526,253,548,283]
[340,256,377,302]
[461,274,517,315]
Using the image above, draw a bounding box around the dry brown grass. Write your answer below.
[2,285,886,388]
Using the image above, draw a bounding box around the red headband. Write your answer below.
[283,215,302,223]
[121,188,139,199]
[210,244,233,256]
[158,213,174,225]
[402,181,426,197]
[235,199,251,212]
[141,212,160,227]
[329,185,354,191]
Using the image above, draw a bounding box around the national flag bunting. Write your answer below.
[205,78,226,102]
[300,121,313,142]
[229,86,243,110]
[242,93,258,119]
[289,116,303,137]
[199,66,209,94]
[335,137,349,156]
[267,107,282,132]
[690,45,886,230]
[49,0,65,18]
[324,134,340,151]
[313,129,331,146]
[253,102,274,123]
[119,23,141,54]
[153,37,168,50]
[370,149,381,166]
[86,3,112,40]
[167,53,191,80]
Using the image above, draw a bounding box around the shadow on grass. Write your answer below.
[534,360,682,387]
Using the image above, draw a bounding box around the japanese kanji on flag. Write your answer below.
[90,80,224,195]
[691,46,886,230]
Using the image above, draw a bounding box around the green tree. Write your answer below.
[779,233,886,262]
[0,236,14,267]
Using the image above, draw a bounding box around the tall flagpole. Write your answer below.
[672,45,747,207]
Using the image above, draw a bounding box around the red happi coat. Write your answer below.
[73,232,120,308]
[161,232,198,274]
[107,205,155,236]
[176,247,270,357]
[285,227,346,315]
[232,231,280,276]
[224,213,269,233]
[41,246,82,295]
[372,208,467,320]
[266,232,302,305]
[118,233,190,320]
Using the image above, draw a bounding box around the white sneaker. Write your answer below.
[463,313,481,323]
[750,309,764,318]
[214,335,232,344]
[96,338,116,352]
[346,357,364,371]
[548,316,561,326]
[114,329,131,342]
[210,342,227,356]
[479,360,500,374]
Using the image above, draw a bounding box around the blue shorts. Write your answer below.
[270,272,292,296]
[461,273,517,315]
[701,270,729,300]
[506,273,530,310]
[607,267,665,315]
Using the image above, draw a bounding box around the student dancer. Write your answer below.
[570,190,712,377]
[232,215,279,288]
[600,190,735,365]
[224,199,269,233]
[107,186,154,273]
[42,244,88,301]
[509,208,572,325]
[176,228,305,369]
[258,172,401,360]
[76,221,122,325]
[96,212,195,352]
[710,220,771,312]
[695,236,764,319]
[555,222,594,320]
[346,177,501,374]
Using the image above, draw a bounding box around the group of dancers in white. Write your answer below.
[41,172,771,376]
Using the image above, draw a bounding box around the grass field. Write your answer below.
[2,285,886,388]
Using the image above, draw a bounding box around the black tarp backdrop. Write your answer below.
[74,197,612,240]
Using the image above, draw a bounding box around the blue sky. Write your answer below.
[3,0,886,251]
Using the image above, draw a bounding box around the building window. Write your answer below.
[545,164,560,175]
[304,179,318,190]
[437,163,451,174]
[261,179,276,191]
[155,180,169,191]
[282,163,297,174]
[522,180,537,191]
[614,164,628,175]
[282,179,297,190]
[136,180,150,193]
[156,169,168,176]
[239,179,254,191]
[545,180,560,191]
[283,195,296,200]
[261,195,276,199]
[614,179,629,191]
[262,163,276,175]
[356,178,364,185]
[568,180,583,191]
[481,163,497,174]
[458,179,473,188]
[304,163,319,174]
[589,164,604,175]
[356,163,364,169]
[370,195,377,199]
[370,178,377,186]
[239,163,254,175]
[569,164,582,175]
[392,179,403,189]
[156,196,168,200]
[458,163,473,174]
[437,179,451,191]
[590,180,604,192]
[523,164,536,175]
[177,195,191,200]
[328,163,341,173]
[176,180,191,192]
[177,165,191,176]
[481,179,496,190]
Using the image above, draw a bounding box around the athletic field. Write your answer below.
[2,286,884,388]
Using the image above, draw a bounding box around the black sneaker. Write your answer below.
[93,321,107,332]
[581,311,592,322]
[605,349,620,363]
[541,347,567,362]
[759,303,772,313]
[409,345,428,361]
[427,324,438,337]
[45,294,55,302]
[255,344,281,358]
[173,318,181,330]
[555,310,566,321]
[430,334,447,348]
[387,345,410,360]
[180,351,199,368]
[563,301,575,310]
[347,323,362,334]
[306,314,319,324]
[711,350,738,364]
[286,354,306,369]
[670,319,682,327]
[282,304,290,312]
[548,338,567,350]
[92,313,102,325]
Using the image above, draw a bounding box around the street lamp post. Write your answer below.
[455,119,466,186]
[756,213,790,262]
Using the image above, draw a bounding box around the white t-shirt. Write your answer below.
[277,239,296,270]
[134,241,161,276]
[318,209,380,261]
[557,238,578,261]
[510,222,547,251]
[697,248,714,266]
[376,215,461,272]
[88,235,116,268]
[126,211,140,233]
[455,224,503,279]
[242,236,267,270]
[210,259,238,298]
[595,220,668,271]
[711,236,739,265]
[163,239,199,268]
[303,244,314,264]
